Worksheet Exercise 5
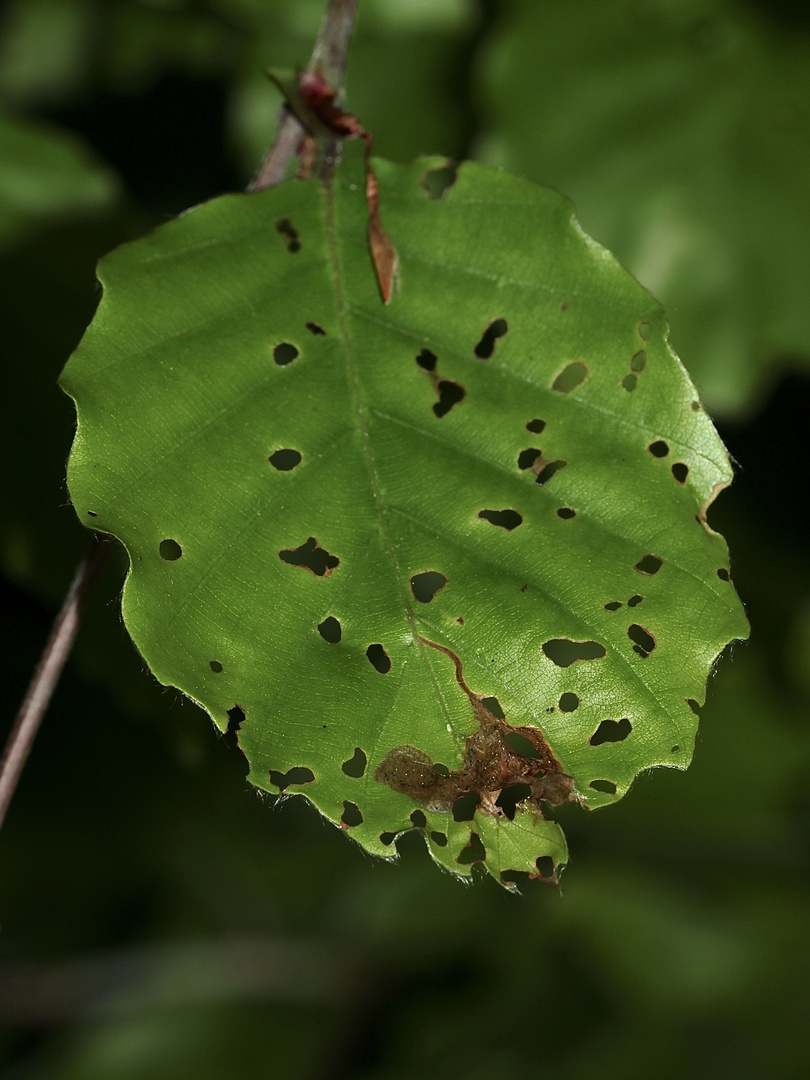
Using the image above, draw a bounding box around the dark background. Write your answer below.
[2,1,810,1076]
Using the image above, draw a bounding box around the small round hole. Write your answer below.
[269,448,302,471]
[159,539,182,561]
[209,660,223,673]
[273,343,299,366]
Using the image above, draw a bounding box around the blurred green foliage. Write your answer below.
[1,0,809,1077]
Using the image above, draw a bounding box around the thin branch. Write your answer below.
[248,0,360,192]
[0,534,108,830]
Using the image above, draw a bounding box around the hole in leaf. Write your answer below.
[341,747,367,777]
[635,554,662,575]
[627,594,643,608]
[226,705,244,739]
[557,507,576,519]
[559,692,579,712]
[341,800,363,827]
[691,400,701,412]
[480,696,505,719]
[379,832,396,846]
[209,660,223,673]
[275,217,301,252]
[604,601,623,611]
[672,462,689,483]
[504,731,542,759]
[87,510,97,517]
[648,440,669,457]
[159,539,182,561]
[318,616,342,643]
[717,568,731,581]
[366,643,391,673]
[518,448,542,470]
[270,766,315,791]
[279,537,339,576]
[306,321,326,335]
[671,745,680,754]
[542,639,606,667]
[434,763,450,776]
[535,459,567,486]
[526,418,546,433]
[477,508,523,530]
[457,831,486,864]
[473,317,508,360]
[590,717,632,745]
[273,342,299,366]
[622,374,638,392]
[589,779,617,794]
[552,361,588,393]
[415,347,437,371]
[410,571,447,603]
[269,448,302,471]
[638,321,651,340]
[431,831,448,846]
[453,791,480,821]
[628,624,656,654]
[686,698,702,715]
[433,379,465,417]
[410,809,427,828]
[630,350,647,372]
[536,856,555,879]
[495,783,531,821]
[421,162,458,199]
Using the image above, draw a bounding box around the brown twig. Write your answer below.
[0,534,108,829]
[248,0,360,192]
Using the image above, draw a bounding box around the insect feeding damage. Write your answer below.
[375,639,574,819]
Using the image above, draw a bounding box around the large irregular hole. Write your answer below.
[628,623,656,656]
[306,321,326,335]
[648,440,669,458]
[518,448,542,470]
[477,508,523,530]
[453,791,480,821]
[341,801,363,827]
[552,361,588,393]
[279,537,339,576]
[635,554,662,575]
[410,571,447,603]
[672,462,689,483]
[269,448,302,471]
[366,643,391,673]
[495,783,532,821]
[589,717,632,746]
[273,342,299,366]
[410,809,427,828]
[589,779,617,794]
[558,692,579,712]
[270,766,315,791]
[479,696,505,719]
[457,831,486,864]
[536,856,556,879]
[473,317,508,360]
[433,379,465,417]
[159,538,182,561]
[420,162,458,199]
[534,459,567,486]
[318,616,342,643]
[526,418,546,433]
[341,747,367,777]
[504,731,542,759]
[275,217,300,252]
[542,638,606,667]
[415,347,437,371]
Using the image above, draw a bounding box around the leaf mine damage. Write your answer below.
[374,639,575,820]
[279,537,339,576]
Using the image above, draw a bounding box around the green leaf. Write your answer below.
[476,0,810,416]
[0,108,118,248]
[61,151,747,885]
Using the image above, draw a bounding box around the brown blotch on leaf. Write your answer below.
[374,638,575,820]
